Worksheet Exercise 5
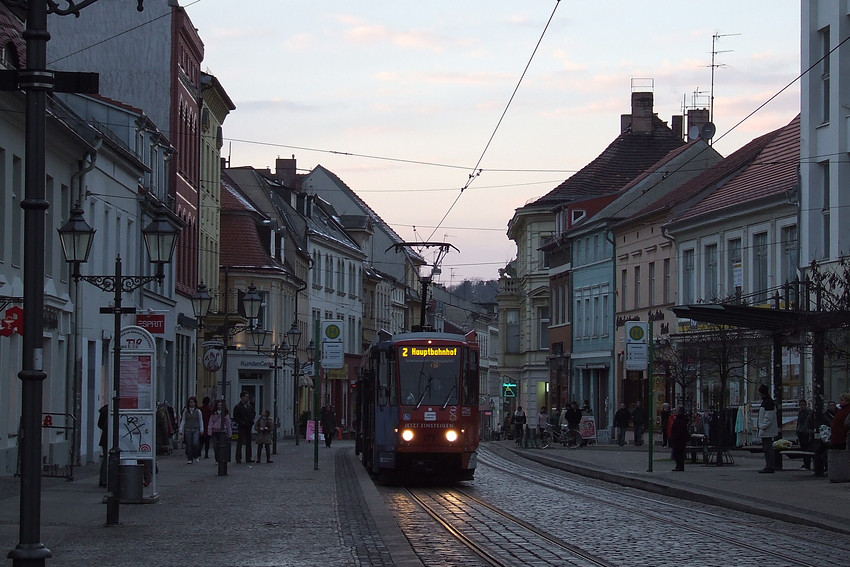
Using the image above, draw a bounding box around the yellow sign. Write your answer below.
[401,346,458,357]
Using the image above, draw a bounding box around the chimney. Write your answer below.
[631,91,654,134]
[275,156,297,189]
[671,115,683,140]
[686,109,710,139]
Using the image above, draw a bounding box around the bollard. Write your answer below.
[214,432,231,476]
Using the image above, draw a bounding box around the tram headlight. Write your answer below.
[401,429,414,442]
[445,429,458,443]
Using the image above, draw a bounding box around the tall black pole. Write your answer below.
[9,1,51,563]
[294,352,299,446]
[106,257,124,525]
[272,347,278,455]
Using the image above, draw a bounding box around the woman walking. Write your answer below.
[179,396,204,464]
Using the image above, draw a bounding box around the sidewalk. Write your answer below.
[0,440,419,567]
[488,438,850,535]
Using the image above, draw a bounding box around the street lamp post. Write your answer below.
[286,323,302,447]
[249,321,301,453]
[4,1,145,563]
[191,283,262,474]
[58,204,178,527]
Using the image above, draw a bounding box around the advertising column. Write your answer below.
[118,325,158,502]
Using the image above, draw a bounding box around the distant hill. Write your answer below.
[447,279,499,305]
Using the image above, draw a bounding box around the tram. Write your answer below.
[355,329,480,481]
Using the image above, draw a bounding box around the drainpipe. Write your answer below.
[67,142,100,465]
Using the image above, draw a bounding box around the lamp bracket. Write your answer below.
[77,274,161,294]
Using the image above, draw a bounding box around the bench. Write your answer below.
[686,434,709,464]
[776,449,815,470]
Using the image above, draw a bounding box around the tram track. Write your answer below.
[476,447,832,567]
[400,486,618,567]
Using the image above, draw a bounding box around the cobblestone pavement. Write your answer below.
[0,438,846,566]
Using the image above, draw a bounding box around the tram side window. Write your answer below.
[377,352,388,406]
[462,349,479,406]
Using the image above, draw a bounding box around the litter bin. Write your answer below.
[119,463,144,503]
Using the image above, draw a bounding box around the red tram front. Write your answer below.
[356,331,479,481]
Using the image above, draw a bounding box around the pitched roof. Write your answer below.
[668,114,800,224]
[633,121,791,223]
[219,177,283,271]
[534,115,684,207]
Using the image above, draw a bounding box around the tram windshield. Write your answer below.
[397,344,461,407]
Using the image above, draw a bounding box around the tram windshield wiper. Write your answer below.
[416,376,432,409]
[442,384,457,409]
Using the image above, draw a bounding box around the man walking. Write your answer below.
[614,402,630,447]
[233,391,256,463]
[631,400,647,446]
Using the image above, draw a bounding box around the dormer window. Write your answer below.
[571,209,586,224]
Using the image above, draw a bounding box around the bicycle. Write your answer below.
[539,423,582,449]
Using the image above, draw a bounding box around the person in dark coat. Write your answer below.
[255,409,273,463]
[613,402,630,447]
[796,399,814,469]
[233,391,256,463]
[631,400,647,446]
[670,405,690,471]
[97,404,108,487]
[321,406,337,447]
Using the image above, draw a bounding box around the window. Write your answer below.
[648,262,656,306]
[575,297,583,338]
[538,307,549,350]
[821,27,830,124]
[325,254,333,290]
[539,235,549,269]
[682,250,695,304]
[312,251,321,286]
[753,232,768,303]
[621,269,628,311]
[663,258,670,303]
[593,295,600,336]
[705,244,718,300]
[506,309,520,353]
[633,266,641,309]
[728,238,742,293]
[822,161,830,259]
[602,293,609,336]
[338,259,344,291]
[781,225,798,284]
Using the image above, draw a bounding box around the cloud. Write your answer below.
[335,14,451,53]
[235,98,324,113]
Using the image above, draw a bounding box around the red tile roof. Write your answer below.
[535,115,685,207]
[669,114,800,223]
[219,177,279,270]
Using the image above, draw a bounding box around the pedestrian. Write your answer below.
[97,404,108,487]
[511,406,527,446]
[199,396,213,459]
[208,399,232,463]
[233,391,255,463]
[757,384,778,473]
[537,408,549,440]
[255,409,273,463]
[631,400,647,446]
[614,402,630,447]
[179,396,204,464]
[321,406,337,447]
[660,403,672,448]
[825,400,838,424]
[795,399,814,469]
[670,405,690,471]
[830,392,850,450]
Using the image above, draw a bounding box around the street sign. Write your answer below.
[321,320,345,370]
[625,321,648,371]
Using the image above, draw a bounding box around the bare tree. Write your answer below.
[667,323,770,465]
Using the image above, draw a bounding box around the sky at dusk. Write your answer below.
[182,1,801,284]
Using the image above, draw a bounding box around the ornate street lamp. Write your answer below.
[3,2,145,563]
[58,203,178,528]
[286,322,302,447]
